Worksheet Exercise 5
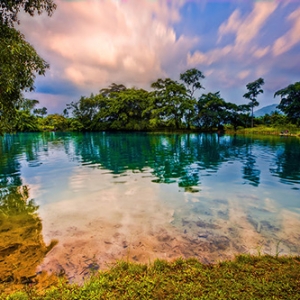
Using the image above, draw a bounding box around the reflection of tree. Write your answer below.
[0,133,54,188]
[194,134,225,170]
[270,139,300,184]
[0,135,22,188]
[72,133,237,189]
[240,138,261,186]
[0,186,57,285]
[242,153,260,186]
[4,132,299,197]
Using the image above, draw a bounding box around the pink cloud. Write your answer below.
[272,7,300,56]
[18,0,195,91]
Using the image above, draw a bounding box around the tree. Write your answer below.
[275,82,300,125]
[42,114,69,131]
[67,94,102,130]
[180,68,205,99]
[195,92,227,130]
[180,68,205,129]
[0,25,49,133]
[150,78,187,129]
[18,98,39,112]
[0,0,56,134]
[226,103,251,130]
[100,83,127,97]
[105,88,150,131]
[14,110,39,132]
[93,87,150,131]
[0,0,56,25]
[243,78,265,128]
[34,107,47,118]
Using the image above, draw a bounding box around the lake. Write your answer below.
[1,132,300,283]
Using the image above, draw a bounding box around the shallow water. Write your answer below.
[1,132,300,283]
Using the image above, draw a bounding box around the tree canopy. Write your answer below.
[243,78,264,128]
[0,24,49,133]
[0,0,56,25]
[0,0,56,134]
[275,82,300,125]
[2,66,300,133]
[180,68,205,98]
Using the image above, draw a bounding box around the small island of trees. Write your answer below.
[3,69,299,134]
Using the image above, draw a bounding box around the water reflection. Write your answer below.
[269,140,300,187]
[0,186,57,289]
[1,133,300,189]
[67,133,300,189]
[0,132,300,283]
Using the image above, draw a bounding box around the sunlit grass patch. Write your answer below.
[230,125,300,136]
[2,254,300,300]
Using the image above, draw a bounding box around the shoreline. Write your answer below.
[1,254,300,299]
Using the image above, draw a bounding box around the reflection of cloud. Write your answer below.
[273,8,300,56]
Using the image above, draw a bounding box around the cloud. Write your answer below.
[272,8,300,56]
[238,70,250,80]
[18,0,196,93]
[217,9,241,43]
[23,92,73,112]
[218,2,278,49]
[189,2,278,68]
[16,0,300,113]
[252,46,270,58]
[187,2,279,89]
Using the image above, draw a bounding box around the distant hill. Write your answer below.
[254,104,282,117]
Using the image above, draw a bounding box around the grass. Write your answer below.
[225,125,300,137]
[1,254,300,299]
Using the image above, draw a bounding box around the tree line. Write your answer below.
[7,69,300,132]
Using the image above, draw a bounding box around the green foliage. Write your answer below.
[226,103,251,130]
[67,94,103,130]
[14,110,39,132]
[243,78,265,128]
[180,68,205,98]
[0,0,56,134]
[195,92,228,129]
[255,111,288,127]
[64,74,299,133]
[3,255,300,299]
[2,66,299,134]
[0,0,56,26]
[98,87,151,131]
[33,107,47,118]
[275,82,300,125]
[40,114,69,131]
[150,78,189,129]
[0,24,49,134]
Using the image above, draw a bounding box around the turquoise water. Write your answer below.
[1,132,300,281]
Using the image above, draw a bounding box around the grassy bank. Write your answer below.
[225,125,300,137]
[2,255,300,300]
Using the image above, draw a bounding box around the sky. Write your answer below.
[18,0,300,114]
